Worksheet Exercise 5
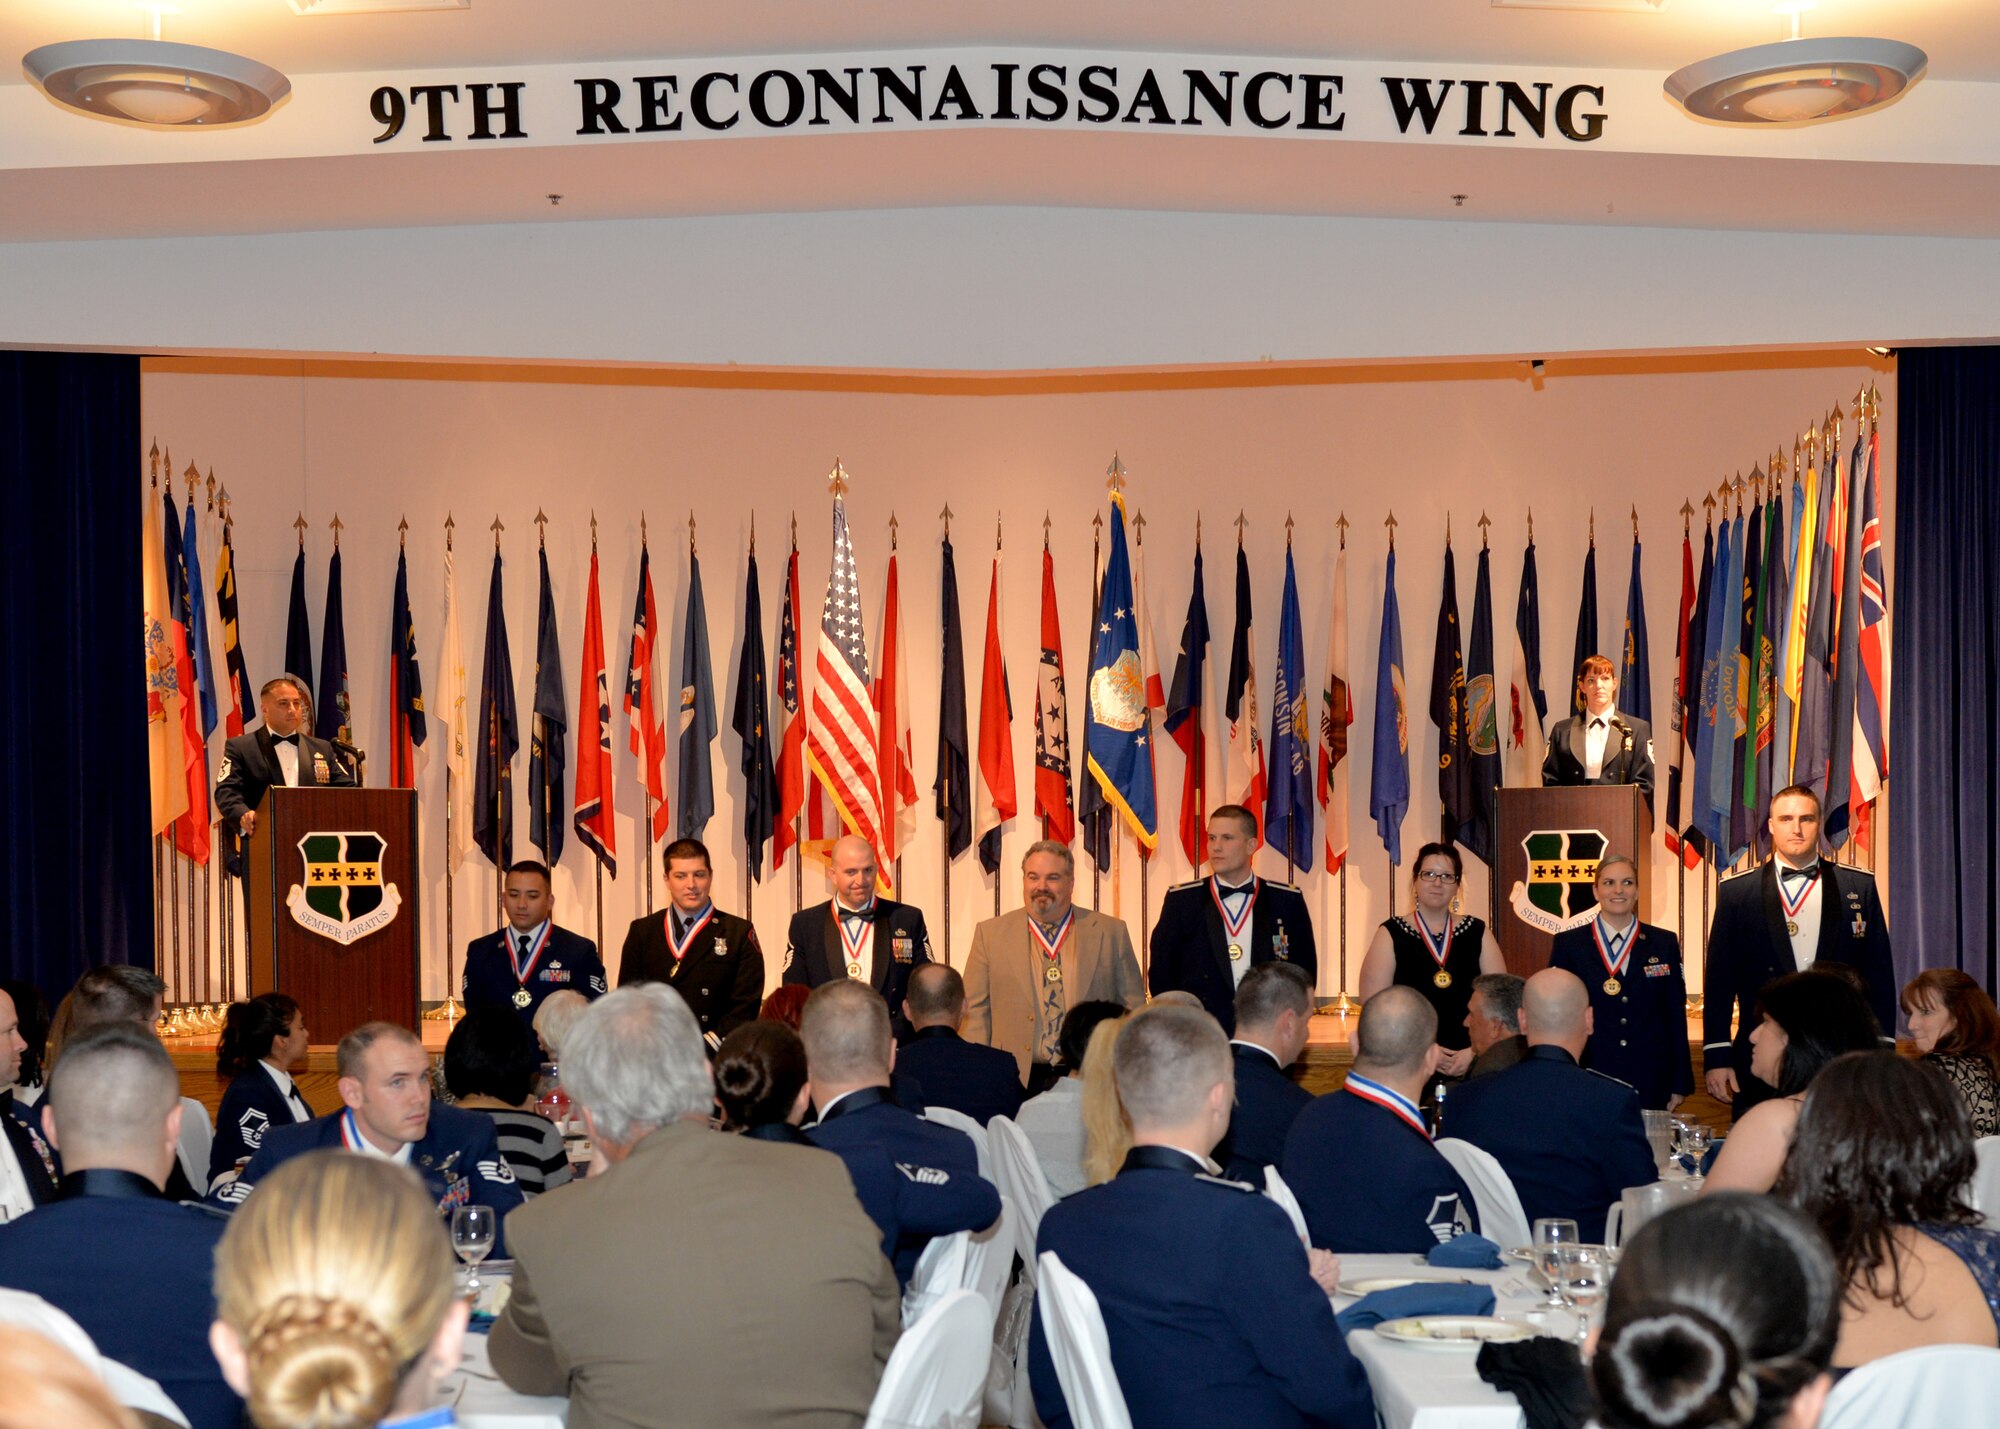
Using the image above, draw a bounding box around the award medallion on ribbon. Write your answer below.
[835,903,873,980]
[509,923,553,1007]
[1413,913,1455,990]
[1210,877,1257,963]
[665,905,715,976]
[1591,917,1633,996]
[1779,869,1818,938]
[1030,910,1072,985]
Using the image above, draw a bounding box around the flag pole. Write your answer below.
[1088,512,1103,909]
[1134,504,1154,964]
[995,512,1004,920]
[431,514,464,1024]
[590,512,607,953]
[939,506,954,968]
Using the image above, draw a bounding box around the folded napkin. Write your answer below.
[1476,1337,1592,1429]
[1428,1233,1503,1270]
[1336,1282,1496,1334]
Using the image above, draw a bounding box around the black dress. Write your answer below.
[1383,913,1487,1051]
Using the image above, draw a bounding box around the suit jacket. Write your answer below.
[213,725,357,872]
[1439,1045,1658,1245]
[618,905,765,1050]
[806,1085,999,1286]
[0,1091,57,1207]
[209,1060,316,1182]
[892,1026,1024,1126]
[964,907,1145,1082]
[1213,1041,1312,1183]
[783,897,932,1032]
[464,923,607,1030]
[0,1169,241,1429]
[1467,1035,1528,1081]
[1029,1147,1374,1429]
[1281,1086,1478,1254]
[490,1120,899,1429]
[1548,920,1695,1109]
[1541,712,1654,799]
[1148,877,1318,1033]
[1702,859,1894,1092]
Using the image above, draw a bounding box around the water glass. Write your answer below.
[1532,1218,1579,1308]
[1554,1244,1612,1345]
[1680,1123,1714,1182]
[451,1204,497,1298]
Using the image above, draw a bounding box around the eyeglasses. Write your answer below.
[1416,870,1459,885]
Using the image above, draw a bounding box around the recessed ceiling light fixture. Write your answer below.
[22,33,290,128]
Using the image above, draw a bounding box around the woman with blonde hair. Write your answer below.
[210,1151,469,1429]
[1080,1015,1133,1187]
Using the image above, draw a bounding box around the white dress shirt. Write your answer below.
[0,1133,33,1224]
[1776,856,1824,971]
[1583,714,1613,780]
[1217,882,1255,989]
[273,733,301,787]
[262,1061,314,1124]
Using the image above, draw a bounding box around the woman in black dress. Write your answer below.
[1357,842,1506,1076]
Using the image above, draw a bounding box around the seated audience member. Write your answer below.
[1464,972,1528,1080]
[531,988,590,1064]
[59,965,211,1198]
[1148,990,1205,1010]
[1212,962,1315,1182]
[1079,1015,1133,1187]
[801,981,1000,1286]
[443,1008,573,1196]
[0,978,50,1104]
[1703,971,1882,1196]
[1902,968,2000,1138]
[0,1025,241,1429]
[715,1020,816,1141]
[1592,1194,1838,1429]
[1029,1005,1372,1429]
[0,1324,141,1429]
[214,1022,525,1245]
[758,983,811,1030]
[209,993,314,1184]
[0,984,56,1216]
[1015,1000,1126,1198]
[1778,1051,2000,1368]
[1282,986,1478,1252]
[210,1151,470,1429]
[490,984,898,1427]
[894,963,1025,1125]
[1440,967,1656,1243]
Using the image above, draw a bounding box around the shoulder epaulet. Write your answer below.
[1263,879,1301,893]
[1721,864,1761,883]
[1193,1173,1258,1192]
[1582,1066,1638,1091]
[178,1199,232,1220]
[1168,878,1206,892]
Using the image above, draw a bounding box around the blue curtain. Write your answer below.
[0,352,150,1003]
[1890,346,2000,994]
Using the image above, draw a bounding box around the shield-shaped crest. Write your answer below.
[286,830,403,945]
[1506,827,1606,934]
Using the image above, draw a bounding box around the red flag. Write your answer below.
[624,542,670,846]
[1033,542,1075,843]
[574,547,617,872]
[774,539,807,868]
[976,553,1017,873]
[872,550,918,875]
[165,492,209,865]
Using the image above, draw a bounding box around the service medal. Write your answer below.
[511,987,532,1008]
[1778,866,1818,942]
[664,904,715,979]
[1212,876,1258,963]
[1030,909,1073,988]
[1228,943,1244,961]
[1786,920,1800,937]
[1413,913,1455,989]
[507,923,554,1011]
[1591,916,1635,999]
[1046,964,1063,984]
[847,961,864,978]
[1603,978,1622,997]
[1432,969,1453,989]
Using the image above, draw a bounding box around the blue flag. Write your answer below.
[1571,542,1598,714]
[181,501,219,738]
[1077,538,1113,870]
[1265,544,1313,871]
[1431,540,1474,858]
[1729,500,1763,859]
[1824,432,1870,848]
[389,547,428,788]
[528,544,568,864]
[1370,547,1411,866]
[1464,545,1499,863]
[284,543,314,695]
[1792,445,1841,802]
[317,548,350,743]
[1677,523,1715,863]
[1163,543,1211,866]
[1085,496,1157,845]
[678,551,718,839]
[1701,507,1743,856]
[1619,538,1651,726]
[473,547,519,867]
[734,549,778,880]
[934,535,972,860]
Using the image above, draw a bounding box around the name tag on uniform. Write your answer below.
[893,933,915,963]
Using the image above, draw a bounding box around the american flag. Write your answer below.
[806,480,887,867]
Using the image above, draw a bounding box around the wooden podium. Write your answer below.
[1490,784,1651,977]
[241,787,421,1042]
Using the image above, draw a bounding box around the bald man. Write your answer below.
[783,835,933,1036]
[1437,967,1657,1243]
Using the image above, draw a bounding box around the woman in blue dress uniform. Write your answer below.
[209,993,315,1184]
[1546,854,1693,1111]
[1358,842,1508,1078]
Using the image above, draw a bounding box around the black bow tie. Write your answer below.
[1590,718,1608,730]
[1217,881,1252,897]
[840,906,876,923]
[273,732,299,746]
[1780,865,1816,883]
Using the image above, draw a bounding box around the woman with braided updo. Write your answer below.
[1591,1194,1839,1429]
[209,1151,469,1429]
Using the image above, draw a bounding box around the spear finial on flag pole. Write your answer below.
[535,509,549,549]
[183,461,198,502]
[294,513,308,548]
[1446,511,1452,548]
[591,510,599,552]
[1133,508,1146,546]
[1042,511,1052,550]
[398,516,408,550]
[1285,512,1295,548]
[329,513,343,551]
[445,512,455,550]
[688,510,697,557]
[1478,511,1491,550]
[219,485,233,527]
[1385,510,1398,552]
[888,511,898,551]
[1631,506,1640,542]
[1588,507,1595,546]
[206,466,217,511]
[149,440,160,487]
[1336,511,1348,549]
[1107,453,1127,494]
[995,513,1003,552]
[1680,500,1694,536]
[1196,512,1204,549]
[1703,491,1716,527]
[828,458,850,496]
[748,511,755,556]
[491,515,504,551]
[940,504,953,537]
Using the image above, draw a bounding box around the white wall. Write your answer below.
[143,351,1891,1002]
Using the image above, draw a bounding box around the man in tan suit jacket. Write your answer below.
[963,839,1146,1092]
[490,984,899,1429]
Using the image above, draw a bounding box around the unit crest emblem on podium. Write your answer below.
[286,830,404,945]
[1506,827,1607,936]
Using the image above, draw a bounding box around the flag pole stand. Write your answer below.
[427,771,464,1023]
[645,840,655,914]
[1335,865,1354,1016]
[939,788,952,968]
[169,848,182,1015]
[790,813,802,915]
[152,835,165,993]
[1138,846,1150,981]
[594,862,604,956]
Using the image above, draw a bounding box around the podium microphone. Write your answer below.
[331,737,367,788]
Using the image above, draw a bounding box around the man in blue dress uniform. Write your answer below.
[783,834,933,1037]
[1440,968,1657,1244]
[212,1022,524,1248]
[1281,985,1478,1253]
[1148,806,1317,1034]
[462,859,607,1031]
[1029,1004,1372,1429]
[892,963,1024,1126]
[1212,961,1315,1183]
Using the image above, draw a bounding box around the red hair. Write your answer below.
[758,984,811,1030]
[1902,968,2000,1077]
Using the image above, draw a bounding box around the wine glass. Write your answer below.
[1532,1218,1579,1308]
[451,1205,497,1299]
[1681,1124,1714,1184]
[1554,1244,1612,1345]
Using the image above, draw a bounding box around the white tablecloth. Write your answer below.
[1339,1252,1580,1429]
[438,1293,569,1429]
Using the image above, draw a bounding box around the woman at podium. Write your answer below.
[1540,655,1654,798]
[1357,843,1507,1078]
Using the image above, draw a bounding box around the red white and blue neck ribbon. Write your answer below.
[666,903,715,963]
[1778,867,1819,923]
[1591,917,1634,980]
[508,921,553,988]
[1343,1073,1429,1138]
[835,901,874,967]
[1210,876,1258,944]
[339,1109,369,1152]
[1413,912,1455,974]
[1029,910,1073,963]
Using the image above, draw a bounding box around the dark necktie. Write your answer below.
[518,933,534,958]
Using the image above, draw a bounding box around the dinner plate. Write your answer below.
[1505,1245,1618,1263]
[1336,1275,1478,1298]
[1373,1317,1534,1349]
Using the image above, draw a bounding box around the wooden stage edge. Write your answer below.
[170,1011,1734,1135]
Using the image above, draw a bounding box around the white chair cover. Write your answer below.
[903,1231,972,1328]
[924,1106,993,1180]
[1433,1137,1532,1250]
[1969,1136,2000,1231]
[176,1096,213,1198]
[1820,1344,2000,1429]
[988,1116,1055,1284]
[1262,1165,1311,1247]
[865,1288,995,1429]
[0,1288,192,1427]
[1036,1251,1134,1429]
[964,1195,1015,1315]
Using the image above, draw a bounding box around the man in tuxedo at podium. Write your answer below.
[214,675,355,874]
[1541,655,1654,800]
[618,839,765,1052]
[463,859,607,1032]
